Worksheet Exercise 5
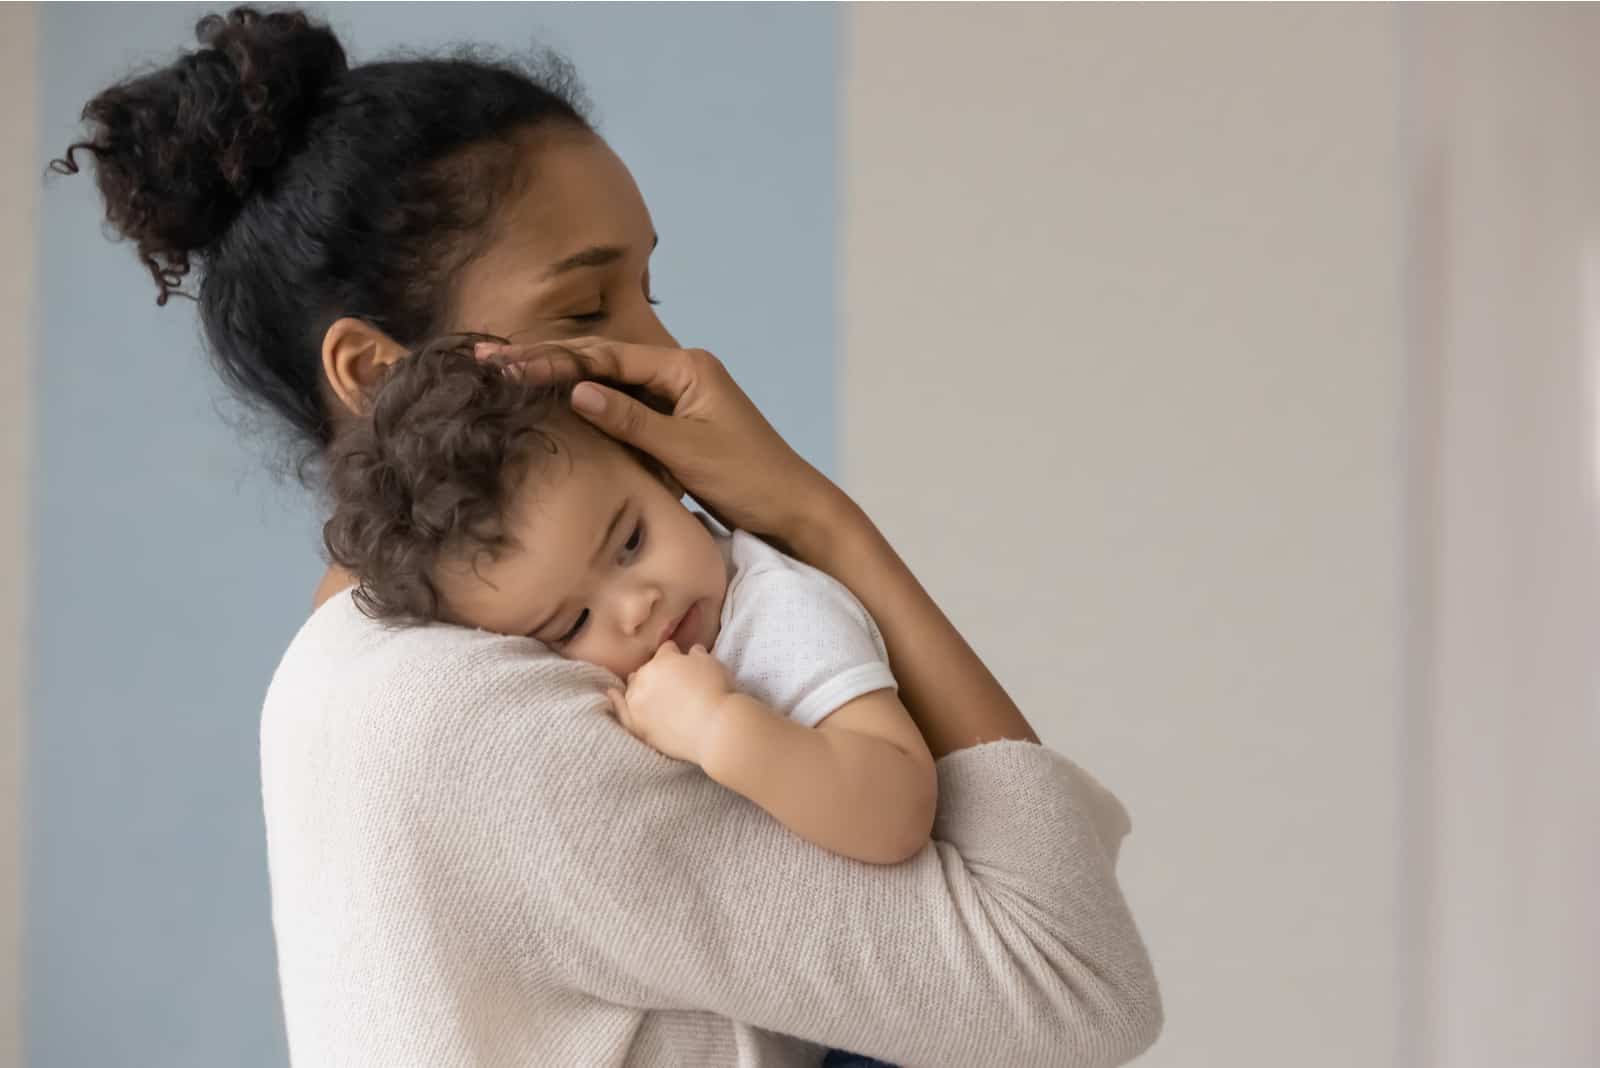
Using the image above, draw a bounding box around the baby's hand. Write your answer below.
[607,642,734,766]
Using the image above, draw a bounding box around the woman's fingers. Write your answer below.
[476,337,714,462]
[475,340,593,384]
[562,337,706,403]
[569,381,674,458]
[475,334,830,544]
[478,337,707,410]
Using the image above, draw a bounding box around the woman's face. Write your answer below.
[449,130,677,351]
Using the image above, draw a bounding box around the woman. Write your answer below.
[58,8,1161,1066]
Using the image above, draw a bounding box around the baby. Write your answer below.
[323,338,937,866]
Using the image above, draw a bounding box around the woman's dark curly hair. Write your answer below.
[52,6,592,465]
[322,336,579,623]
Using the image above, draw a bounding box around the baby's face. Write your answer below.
[435,435,728,679]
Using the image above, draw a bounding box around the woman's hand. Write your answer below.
[477,336,1038,758]
[475,338,842,550]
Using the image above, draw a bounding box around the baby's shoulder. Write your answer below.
[724,529,868,619]
[727,527,793,572]
[727,529,831,591]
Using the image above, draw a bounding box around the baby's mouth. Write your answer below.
[655,603,690,649]
[668,602,698,647]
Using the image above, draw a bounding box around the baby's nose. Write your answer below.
[620,586,661,635]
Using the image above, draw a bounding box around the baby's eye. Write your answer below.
[620,521,645,560]
[557,609,589,645]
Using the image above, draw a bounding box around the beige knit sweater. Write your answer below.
[260,590,1162,1067]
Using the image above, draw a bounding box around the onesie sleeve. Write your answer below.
[715,531,898,727]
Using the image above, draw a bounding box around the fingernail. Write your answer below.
[473,342,500,359]
[572,383,606,415]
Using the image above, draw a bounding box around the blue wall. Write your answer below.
[29,4,838,1063]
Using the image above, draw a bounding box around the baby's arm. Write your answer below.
[608,642,935,864]
[703,688,937,865]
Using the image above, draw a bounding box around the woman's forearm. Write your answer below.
[784,488,1039,759]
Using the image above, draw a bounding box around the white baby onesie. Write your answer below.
[708,525,898,728]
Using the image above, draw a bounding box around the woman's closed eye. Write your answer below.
[567,296,661,325]
[565,278,662,325]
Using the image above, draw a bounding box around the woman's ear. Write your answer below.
[322,317,410,417]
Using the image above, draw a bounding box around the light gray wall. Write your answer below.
[29,5,838,1065]
[2,7,38,1064]
[845,8,1403,1065]
[1405,8,1600,1066]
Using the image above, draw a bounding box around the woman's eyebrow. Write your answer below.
[544,246,622,279]
[542,234,659,280]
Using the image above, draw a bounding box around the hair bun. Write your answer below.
[53,6,347,303]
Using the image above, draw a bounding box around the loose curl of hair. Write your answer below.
[321,336,578,624]
[53,6,593,468]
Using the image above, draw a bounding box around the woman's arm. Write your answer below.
[445,339,1160,1062]
[785,488,1038,758]
[350,639,1162,1067]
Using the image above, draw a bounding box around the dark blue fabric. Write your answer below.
[821,1050,898,1067]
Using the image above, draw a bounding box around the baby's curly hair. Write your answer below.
[323,336,580,623]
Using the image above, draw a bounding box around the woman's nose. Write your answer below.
[639,303,677,348]
[614,296,678,349]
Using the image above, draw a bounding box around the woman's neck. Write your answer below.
[312,565,355,612]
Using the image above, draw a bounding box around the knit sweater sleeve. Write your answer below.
[265,599,1162,1068]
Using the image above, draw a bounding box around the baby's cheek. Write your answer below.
[603,646,651,682]
[566,636,622,679]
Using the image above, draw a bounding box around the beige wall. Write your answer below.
[1407,7,1600,1067]
[847,6,1600,1066]
[0,5,35,1066]
[845,7,1403,1064]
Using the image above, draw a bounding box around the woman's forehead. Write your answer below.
[498,134,654,260]
[450,133,655,330]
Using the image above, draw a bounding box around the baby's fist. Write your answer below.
[609,642,733,765]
